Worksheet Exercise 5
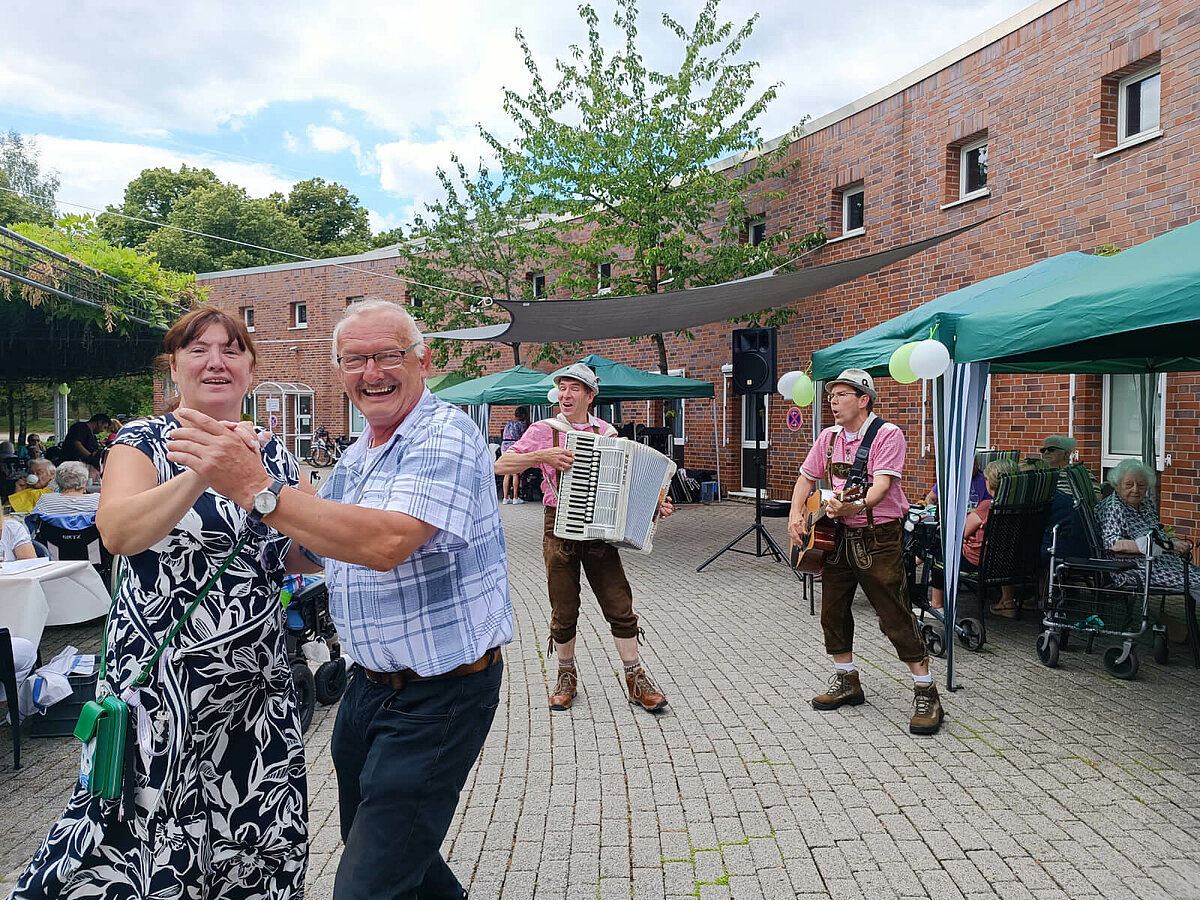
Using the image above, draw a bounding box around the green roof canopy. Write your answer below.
[432,365,550,406]
[425,371,469,394]
[504,354,715,406]
[813,218,1200,378]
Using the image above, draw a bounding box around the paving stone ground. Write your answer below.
[3,499,1199,899]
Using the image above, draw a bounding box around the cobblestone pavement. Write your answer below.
[3,500,1199,899]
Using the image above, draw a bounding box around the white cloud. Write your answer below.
[375,131,494,210]
[32,135,295,218]
[305,125,379,176]
[282,131,299,153]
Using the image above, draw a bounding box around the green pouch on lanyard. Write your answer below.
[75,531,251,805]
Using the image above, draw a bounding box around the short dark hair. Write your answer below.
[88,413,112,426]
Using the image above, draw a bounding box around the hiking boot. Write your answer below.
[626,665,668,712]
[811,670,865,710]
[549,666,578,710]
[910,683,944,734]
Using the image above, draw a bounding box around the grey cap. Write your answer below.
[554,363,600,393]
[826,368,877,402]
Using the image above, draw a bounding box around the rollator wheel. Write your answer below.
[958,617,985,651]
[1036,631,1060,668]
[291,661,316,733]
[1153,631,1169,665]
[922,623,946,658]
[315,657,348,705]
[1103,645,1139,680]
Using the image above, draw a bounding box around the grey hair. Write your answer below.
[55,460,89,492]
[330,299,426,367]
[31,458,56,477]
[1107,457,1156,490]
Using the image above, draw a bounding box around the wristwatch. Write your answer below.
[248,479,284,522]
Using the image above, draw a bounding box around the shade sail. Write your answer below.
[432,365,550,406]
[813,217,1200,379]
[426,218,995,344]
[503,354,715,406]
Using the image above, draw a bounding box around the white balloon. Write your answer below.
[777,370,804,399]
[909,339,951,379]
[547,386,560,404]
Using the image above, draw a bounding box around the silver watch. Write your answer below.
[249,479,284,522]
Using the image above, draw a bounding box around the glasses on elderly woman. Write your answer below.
[1040,446,1064,454]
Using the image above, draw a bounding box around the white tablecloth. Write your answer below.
[0,560,110,646]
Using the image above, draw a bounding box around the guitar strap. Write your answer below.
[829,416,887,528]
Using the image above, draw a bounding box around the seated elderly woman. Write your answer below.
[1096,459,1199,600]
[5,458,56,513]
[30,460,98,524]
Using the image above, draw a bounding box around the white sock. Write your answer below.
[834,659,855,673]
[912,673,933,686]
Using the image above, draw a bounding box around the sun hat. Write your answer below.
[1041,435,1077,453]
[553,363,600,393]
[826,368,877,402]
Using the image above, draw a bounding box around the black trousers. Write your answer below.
[331,661,503,899]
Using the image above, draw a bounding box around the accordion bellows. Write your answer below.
[553,429,676,553]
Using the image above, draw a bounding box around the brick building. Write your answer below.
[193,0,1200,522]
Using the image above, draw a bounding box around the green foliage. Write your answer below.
[282,177,371,256]
[0,131,59,227]
[396,156,569,375]
[483,0,822,372]
[10,215,202,331]
[67,374,155,419]
[98,165,373,273]
[370,226,405,249]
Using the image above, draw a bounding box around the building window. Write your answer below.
[976,375,991,450]
[409,294,423,309]
[242,395,255,421]
[528,272,546,298]
[1118,65,1160,144]
[841,186,864,236]
[291,302,307,329]
[597,262,612,294]
[242,307,255,332]
[348,398,366,437]
[747,217,766,246]
[960,137,988,198]
[1102,373,1166,470]
[346,295,364,307]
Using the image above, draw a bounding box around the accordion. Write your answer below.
[552,428,677,553]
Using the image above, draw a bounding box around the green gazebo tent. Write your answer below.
[505,354,715,405]
[811,217,1200,688]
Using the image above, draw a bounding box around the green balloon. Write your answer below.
[57,382,70,396]
[791,372,815,407]
[889,342,919,384]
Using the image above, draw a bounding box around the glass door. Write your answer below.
[740,394,769,493]
[294,394,313,458]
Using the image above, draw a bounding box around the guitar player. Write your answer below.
[786,368,945,735]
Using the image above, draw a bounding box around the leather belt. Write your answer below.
[361,646,502,691]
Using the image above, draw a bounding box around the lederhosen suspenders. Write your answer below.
[826,416,887,528]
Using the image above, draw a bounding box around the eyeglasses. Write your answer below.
[828,390,860,402]
[336,341,421,373]
[1040,447,1063,454]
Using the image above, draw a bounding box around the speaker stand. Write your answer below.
[696,393,804,584]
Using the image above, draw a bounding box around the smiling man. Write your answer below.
[496,362,673,714]
[165,299,512,900]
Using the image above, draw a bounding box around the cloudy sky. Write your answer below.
[1,0,1034,236]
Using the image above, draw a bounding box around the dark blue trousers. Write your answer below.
[331,659,502,900]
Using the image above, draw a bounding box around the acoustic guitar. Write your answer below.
[789,479,867,574]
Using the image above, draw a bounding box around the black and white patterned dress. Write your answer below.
[8,415,308,900]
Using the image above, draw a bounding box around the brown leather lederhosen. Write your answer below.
[818,421,926,663]
[541,417,639,644]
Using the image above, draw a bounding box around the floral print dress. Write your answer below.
[1096,493,1199,590]
[8,415,308,900]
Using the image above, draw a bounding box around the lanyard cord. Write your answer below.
[99,530,253,691]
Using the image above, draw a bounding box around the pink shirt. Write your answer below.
[962,498,991,566]
[505,415,618,507]
[800,415,910,526]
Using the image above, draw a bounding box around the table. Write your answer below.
[0,560,110,647]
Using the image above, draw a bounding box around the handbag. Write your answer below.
[74,531,251,803]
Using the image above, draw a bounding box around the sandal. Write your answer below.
[989,598,1020,618]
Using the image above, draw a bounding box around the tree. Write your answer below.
[396,156,560,375]
[0,130,59,227]
[282,177,371,257]
[484,0,823,373]
[370,226,406,249]
[98,165,223,249]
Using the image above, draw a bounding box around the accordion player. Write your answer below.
[548,422,676,553]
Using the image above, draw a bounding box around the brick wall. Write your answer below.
[194,0,1200,525]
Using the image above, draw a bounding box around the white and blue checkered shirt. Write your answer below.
[318,389,513,676]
